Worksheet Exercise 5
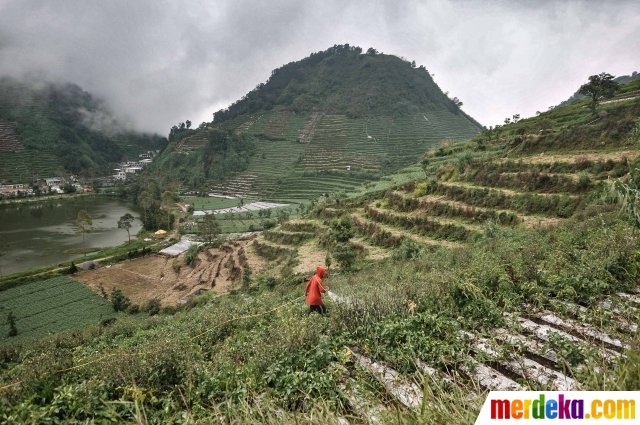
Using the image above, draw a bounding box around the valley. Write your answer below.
[0,45,639,424]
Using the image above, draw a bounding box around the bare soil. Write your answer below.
[74,238,265,306]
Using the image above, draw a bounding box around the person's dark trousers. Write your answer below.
[308,304,327,315]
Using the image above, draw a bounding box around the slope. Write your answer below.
[151,45,482,200]
[2,79,639,423]
[0,77,167,183]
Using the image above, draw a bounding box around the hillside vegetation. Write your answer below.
[151,45,482,199]
[0,77,166,182]
[1,79,639,423]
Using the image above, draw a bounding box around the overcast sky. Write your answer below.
[0,0,638,134]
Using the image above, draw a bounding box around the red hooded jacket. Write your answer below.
[305,266,327,306]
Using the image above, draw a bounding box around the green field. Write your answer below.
[0,276,114,345]
[183,196,247,210]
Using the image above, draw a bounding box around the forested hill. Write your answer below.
[0,77,166,183]
[155,45,482,198]
[213,44,480,123]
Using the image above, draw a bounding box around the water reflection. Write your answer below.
[0,196,141,275]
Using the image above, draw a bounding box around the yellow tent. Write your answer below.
[154,229,167,238]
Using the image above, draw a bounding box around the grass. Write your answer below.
[0,276,114,345]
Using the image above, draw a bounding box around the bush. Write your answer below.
[333,243,357,271]
[261,219,277,230]
[110,288,131,312]
[392,239,424,261]
[172,258,181,273]
[142,298,161,316]
[184,244,200,266]
[66,262,78,275]
[7,311,17,337]
[330,216,354,243]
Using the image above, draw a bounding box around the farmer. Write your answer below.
[305,265,329,314]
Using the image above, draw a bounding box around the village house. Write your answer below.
[0,183,33,198]
[44,177,65,187]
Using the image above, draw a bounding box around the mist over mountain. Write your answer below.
[0,0,638,132]
[0,77,166,182]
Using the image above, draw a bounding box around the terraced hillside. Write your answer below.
[2,80,639,423]
[153,45,482,201]
[0,77,166,182]
[240,82,640,419]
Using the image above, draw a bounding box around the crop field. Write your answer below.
[204,108,480,202]
[183,195,246,210]
[0,276,114,345]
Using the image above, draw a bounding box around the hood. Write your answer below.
[315,266,327,278]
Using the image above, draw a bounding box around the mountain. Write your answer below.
[0,77,167,183]
[151,45,482,200]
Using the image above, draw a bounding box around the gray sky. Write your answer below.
[0,0,638,134]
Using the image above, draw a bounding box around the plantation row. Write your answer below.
[263,230,314,245]
[0,121,23,152]
[0,276,114,344]
[364,204,474,242]
[384,190,521,225]
[0,150,62,182]
[402,180,581,218]
[200,107,480,201]
[489,156,632,178]
[252,239,296,260]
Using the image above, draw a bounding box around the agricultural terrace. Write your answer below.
[192,107,480,203]
[0,276,114,345]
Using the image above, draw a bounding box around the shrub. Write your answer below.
[142,298,161,316]
[184,244,200,266]
[172,258,181,273]
[392,239,424,261]
[330,216,355,243]
[333,243,357,271]
[66,262,78,275]
[7,311,17,337]
[110,288,131,312]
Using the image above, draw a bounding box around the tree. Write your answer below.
[75,209,92,243]
[7,311,17,337]
[579,72,619,114]
[118,213,135,244]
[198,213,220,244]
[161,191,175,229]
[138,190,154,228]
[276,209,290,224]
[452,97,463,107]
[242,266,252,291]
